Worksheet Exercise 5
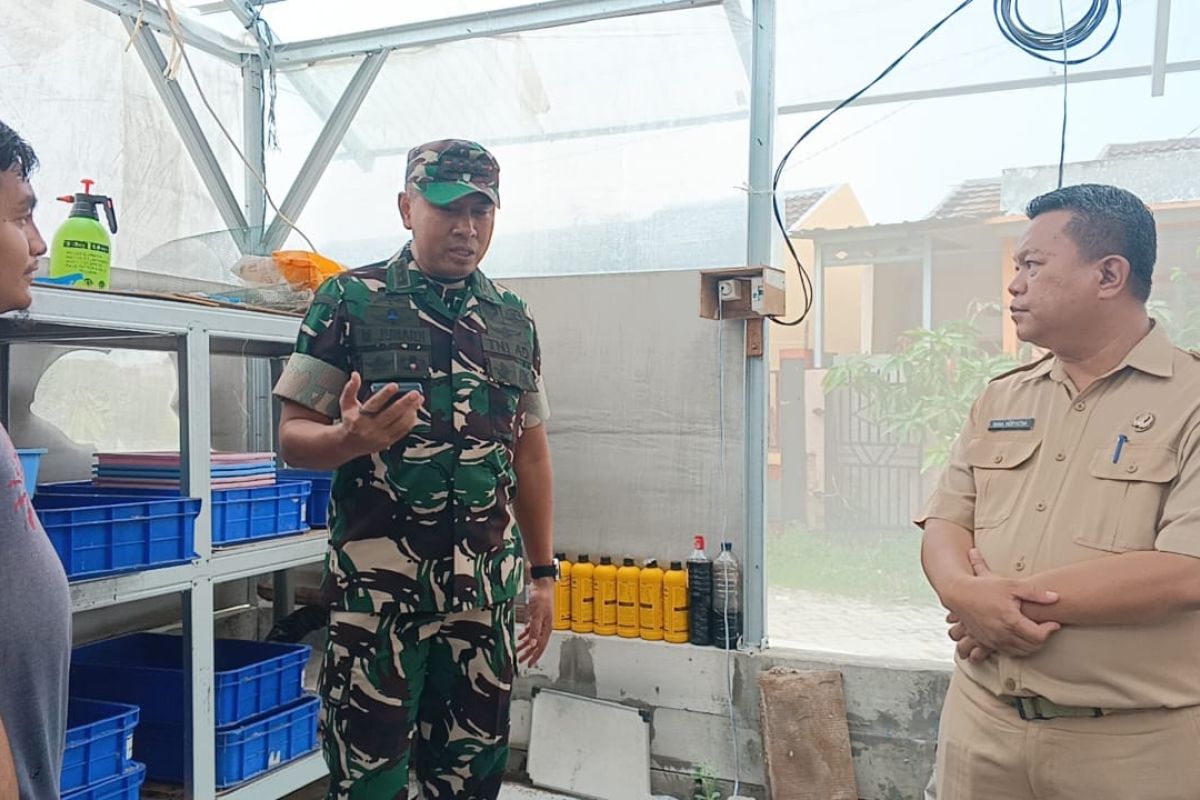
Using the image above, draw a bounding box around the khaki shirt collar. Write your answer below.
[1019,320,1173,385]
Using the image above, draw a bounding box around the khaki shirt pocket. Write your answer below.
[1075,444,1178,552]
[965,437,1041,530]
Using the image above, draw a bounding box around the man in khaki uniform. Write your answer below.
[920,183,1200,800]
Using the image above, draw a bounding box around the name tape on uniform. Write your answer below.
[988,418,1035,432]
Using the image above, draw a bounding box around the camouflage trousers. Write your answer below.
[319,602,515,800]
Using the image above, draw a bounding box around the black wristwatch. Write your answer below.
[530,562,558,581]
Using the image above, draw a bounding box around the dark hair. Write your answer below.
[1026,183,1157,302]
[0,120,38,180]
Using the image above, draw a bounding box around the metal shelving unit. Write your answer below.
[0,285,329,800]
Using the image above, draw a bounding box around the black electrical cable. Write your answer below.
[768,0,978,327]
[768,0,1121,327]
[1059,0,1069,189]
[994,0,1121,66]
[996,0,1121,188]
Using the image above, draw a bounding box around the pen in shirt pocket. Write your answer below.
[1112,434,1128,464]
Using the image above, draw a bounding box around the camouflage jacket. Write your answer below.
[274,243,542,614]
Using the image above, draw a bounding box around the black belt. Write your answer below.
[1009,696,1105,721]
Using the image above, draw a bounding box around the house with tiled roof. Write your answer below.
[792,137,1200,362]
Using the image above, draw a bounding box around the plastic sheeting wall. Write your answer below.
[4,1,243,276]
[504,269,748,566]
[8,344,257,644]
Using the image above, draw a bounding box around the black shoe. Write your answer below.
[265,604,331,643]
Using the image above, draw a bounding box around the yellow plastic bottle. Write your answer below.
[663,560,689,644]
[593,556,618,636]
[639,559,665,641]
[553,552,572,631]
[570,554,595,634]
[617,557,641,638]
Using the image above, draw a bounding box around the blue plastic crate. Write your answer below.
[16,448,47,496]
[276,469,332,528]
[70,633,310,727]
[61,699,140,794]
[210,481,311,547]
[61,762,145,800]
[34,494,199,580]
[135,696,319,788]
[38,480,312,548]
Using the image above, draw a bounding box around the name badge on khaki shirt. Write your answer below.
[988,418,1035,432]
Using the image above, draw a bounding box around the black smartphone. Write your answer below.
[368,381,424,409]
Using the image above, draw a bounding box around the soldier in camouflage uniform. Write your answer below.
[273,139,556,800]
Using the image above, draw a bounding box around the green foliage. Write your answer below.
[1147,266,1200,349]
[691,764,721,800]
[824,314,1022,471]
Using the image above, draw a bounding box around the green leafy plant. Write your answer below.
[691,764,721,800]
[823,310,1022,471]
[1148,264,1200,349]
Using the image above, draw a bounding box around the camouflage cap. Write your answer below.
[406,139,500,208]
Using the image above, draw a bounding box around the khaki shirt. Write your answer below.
[919,323,1200,709]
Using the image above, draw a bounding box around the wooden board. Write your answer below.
[759,668,858,800]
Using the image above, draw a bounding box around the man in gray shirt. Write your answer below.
[0,120,71,799]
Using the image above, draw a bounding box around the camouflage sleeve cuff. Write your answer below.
[521,373,551,428]
[273,352,349,419]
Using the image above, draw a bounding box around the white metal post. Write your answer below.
[743,0,775,649]
[179,325,216,800]
[1151,0,1173,96]
[242,54,267,247]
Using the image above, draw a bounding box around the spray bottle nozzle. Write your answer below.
[60,179,118,234]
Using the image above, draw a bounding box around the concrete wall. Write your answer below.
[511,634,949,800]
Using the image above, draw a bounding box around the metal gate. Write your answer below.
[823,385,925,531]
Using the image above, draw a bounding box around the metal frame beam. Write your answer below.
[343,57,1200,164]
[743,0,773,650]
[222,0,257,29]
[723,0,752,79]
[261,50,390,252]
[779,59,1200,117]
[242,55,268,244]
[1151,0,1173,97]
[272,0,723,68]
[83,0,252,63]
[284,69,378,170]
[123,18,251,250]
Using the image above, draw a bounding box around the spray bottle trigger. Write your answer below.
[103,198,118,234]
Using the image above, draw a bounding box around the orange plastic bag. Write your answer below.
[271,250,345,290]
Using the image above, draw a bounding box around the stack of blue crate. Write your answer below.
[60,698,144,800]
[70,633,319,790]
